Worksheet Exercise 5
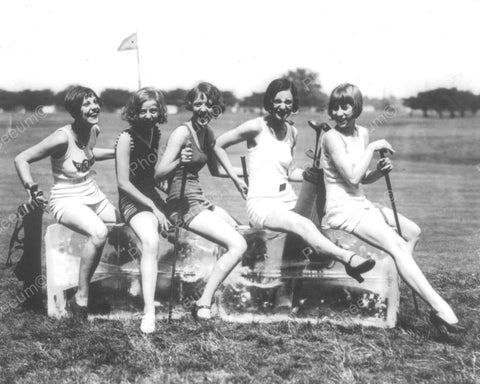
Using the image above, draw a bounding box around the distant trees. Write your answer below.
[241,92,263,108]
[403,88,480,118]
[284,68,328,111]
[163,88,186,107]
[99,88,132,111]
[222,91,238,107]
[238,68,329,111]
[0,89,54,111]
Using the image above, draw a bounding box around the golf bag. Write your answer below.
[6,202,44,311]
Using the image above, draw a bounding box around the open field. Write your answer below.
[1,110,480,383]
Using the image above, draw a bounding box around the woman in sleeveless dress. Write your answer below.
[215,78,375,285]
[115,87,170,333]
[320,83,463,334]
[155,82,247,321]
[14,86,116,320]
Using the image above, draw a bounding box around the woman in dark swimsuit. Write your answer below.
[115,87,170,333]
[155,82,247,321]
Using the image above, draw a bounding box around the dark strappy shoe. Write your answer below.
[68,296,88,321]
[430,311,466,336]
[344,254,376,283]
[191,302,211,322]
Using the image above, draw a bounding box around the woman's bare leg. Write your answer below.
[263,210,361,266]
[188,209,247,315]
[59,204,110,307]
[353,210,457,323]
[378,207,422,254]
[128,212,160,316]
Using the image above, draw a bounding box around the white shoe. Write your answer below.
[140,313,156,334]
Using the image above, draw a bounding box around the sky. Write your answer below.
[0,0,478,98]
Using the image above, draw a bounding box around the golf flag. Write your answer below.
[118,33,138,51]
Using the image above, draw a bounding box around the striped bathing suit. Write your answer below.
[166,121,215,227]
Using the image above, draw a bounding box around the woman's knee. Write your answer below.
[386,236,411,258]
[408,222,421,241]
[227,235,247,260]
[89,224,108,247]
[139,236,159,255]
[291,216,317,238]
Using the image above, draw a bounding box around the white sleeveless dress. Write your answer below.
[245,117,298,228]
[320,126,378,233]
[49,125,109,221]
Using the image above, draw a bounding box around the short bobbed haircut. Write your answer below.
[121,87,168,125]
[263,78,299,114]
[64,86,100,119]
[327,83,363,119]
[184,82,226,117]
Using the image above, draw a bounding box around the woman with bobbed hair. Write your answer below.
[14,85,116,320]
[155,82,247,321]
[320,82,463,334]
[215,78,376,284]
[115,87,170,333]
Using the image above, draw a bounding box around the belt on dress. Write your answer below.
[53,175,90,184]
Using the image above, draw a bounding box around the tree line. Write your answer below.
[403,88,480,118]
[0,68,330,113]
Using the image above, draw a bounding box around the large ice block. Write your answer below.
[44,223,399,327]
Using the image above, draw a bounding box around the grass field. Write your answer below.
[1,110,480,383]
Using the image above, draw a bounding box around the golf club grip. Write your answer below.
[241,156,249,186]
[320,122,331,132]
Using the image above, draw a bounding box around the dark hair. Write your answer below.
[121,87,168,125]
[184,82,226,117]
[263,78,299,114]
[327,83,363,119]
[64,86,100,119]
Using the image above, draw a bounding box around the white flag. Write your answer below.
[118,33,138,51]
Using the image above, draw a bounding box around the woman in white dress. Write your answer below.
[320,82,463,334]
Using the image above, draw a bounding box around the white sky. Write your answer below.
[0,0,478,98]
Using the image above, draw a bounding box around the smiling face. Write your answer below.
[191,92,214,127]
[137,99,159,129]
[271,90,293,122]
[331,102,356,129]
[78,95,100,127]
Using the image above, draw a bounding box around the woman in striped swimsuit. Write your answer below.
[115,87,170,333]
[14,86,116,320]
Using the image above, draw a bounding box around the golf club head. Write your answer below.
[308,121,331,133]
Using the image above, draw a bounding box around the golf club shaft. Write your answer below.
[168,165,188,323]
[241,156,249,186]
[379,150,419,314]
[380,151,402,237]
[313,131,320,167]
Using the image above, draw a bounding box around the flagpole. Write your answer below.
[136,28,141,89]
